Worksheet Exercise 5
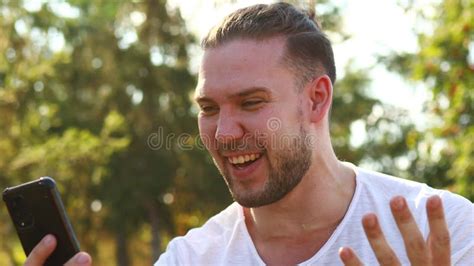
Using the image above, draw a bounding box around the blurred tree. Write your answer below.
[0,1,130,264]
[382,0,473,200]
[0,0,228,265]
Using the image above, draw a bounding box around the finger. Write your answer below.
[339,247,363,266]
[24,234,57,266]
[64,252,92,266]
[426,195,451,265]
[362,213,400,266]
[390,196,429,265]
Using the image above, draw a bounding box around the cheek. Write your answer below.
[246,109,279,133]
[198,118,216,150]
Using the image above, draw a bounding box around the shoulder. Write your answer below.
[355,166,472,209]
[356,167,431,198]
[155,202,244,265]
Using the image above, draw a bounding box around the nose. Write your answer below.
[215,111,245,144]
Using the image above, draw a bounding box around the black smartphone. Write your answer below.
[2,177,80,265]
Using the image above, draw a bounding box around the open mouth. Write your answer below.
[227,152,263,169]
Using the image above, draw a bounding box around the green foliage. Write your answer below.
[0,0,224,264]
[383,0,473,200]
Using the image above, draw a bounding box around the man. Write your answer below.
[26,2,472,266]
[156,3,473,265]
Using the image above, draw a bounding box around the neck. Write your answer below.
[244,143,356,240]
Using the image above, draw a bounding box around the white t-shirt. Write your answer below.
[155,167,474,265]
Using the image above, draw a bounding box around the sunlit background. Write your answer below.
[0,0,472,265]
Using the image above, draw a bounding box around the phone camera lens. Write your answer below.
[11,195,24,210]
[16,210,33,227]
[10,195,34,229]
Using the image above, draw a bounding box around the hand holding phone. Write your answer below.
[3,177,91,265]
[24,234,92,266]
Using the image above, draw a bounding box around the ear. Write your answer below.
[308,75,333,123]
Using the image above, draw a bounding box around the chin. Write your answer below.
[230,187,284,208]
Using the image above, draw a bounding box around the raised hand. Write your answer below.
[339,195,450,266]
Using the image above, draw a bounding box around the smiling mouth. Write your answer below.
[227,152,263,169]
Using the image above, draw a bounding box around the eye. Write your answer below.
[199,105,219,116]
[242,99,265,109]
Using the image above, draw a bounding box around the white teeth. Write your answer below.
[227,153,262,165]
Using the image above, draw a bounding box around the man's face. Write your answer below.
[195,38,312,208]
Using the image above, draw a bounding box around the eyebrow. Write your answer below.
[234,87,270,98]
[195,87,270,103]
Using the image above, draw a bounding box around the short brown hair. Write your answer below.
[201,2,336,87]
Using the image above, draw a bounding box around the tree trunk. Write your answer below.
[115,229,130,266]
[148,203,161,262]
